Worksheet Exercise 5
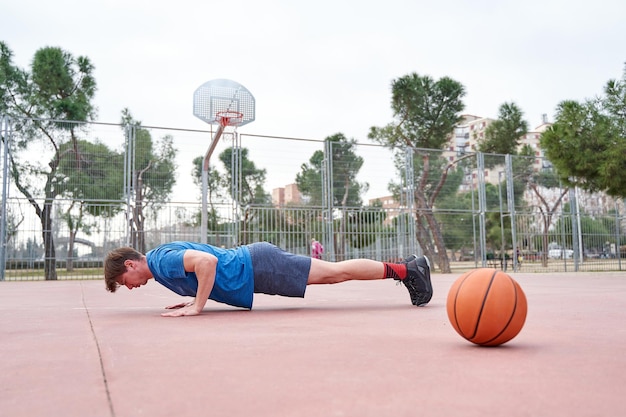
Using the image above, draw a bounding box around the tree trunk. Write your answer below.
[415,210,451,273]
[541,218,550,267]
[66,229,76,272]
[428,211,451,273]
[414,189,451,273]
[42,202,57,280]
[530,184,568,268]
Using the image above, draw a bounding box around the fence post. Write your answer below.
[322,140,335,261]
[571,187,581,271]
[404,146,416,257]
[230,132,242,246]
[0,116,10,281]
[476,152,488,266]
[616,201,623,270]
[505,154,519,271]
[123,124,134,247]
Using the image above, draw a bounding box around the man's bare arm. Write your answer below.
[161,250,217,317]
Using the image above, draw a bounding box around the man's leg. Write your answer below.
[307,257,433,306]
[307,258,385,284]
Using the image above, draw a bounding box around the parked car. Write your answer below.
[548,249,574,259]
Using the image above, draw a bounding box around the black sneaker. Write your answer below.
[398,255,432,306]
[402,254,417,263]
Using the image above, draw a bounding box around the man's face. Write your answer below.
[118,259,149,290]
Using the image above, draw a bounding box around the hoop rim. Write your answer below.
[216,110,244,127]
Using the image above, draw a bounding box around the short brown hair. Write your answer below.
[104,247,144,292]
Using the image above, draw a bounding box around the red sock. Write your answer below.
[383,263,407,280]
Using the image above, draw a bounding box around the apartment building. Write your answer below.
[272,183,302,206]
[448,114,552,189]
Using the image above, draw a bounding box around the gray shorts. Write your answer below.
[247,242,310,298]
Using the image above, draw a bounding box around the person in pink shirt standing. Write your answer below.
[311,238,324,259]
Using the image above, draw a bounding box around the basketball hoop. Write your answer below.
[192,78,255,244]
[216,110,244,127]
[193,79,255,127]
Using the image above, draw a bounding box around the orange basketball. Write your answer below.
[446,268,527,346]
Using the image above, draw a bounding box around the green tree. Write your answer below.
[435,191,476,261]
[369,72,466,272]
[218,146,270,244]
[344,201,387,250]
[522,160,568,266]
[541,65,626,198]
[478,102,529,170]
[296,133,367,207]
[479,103,529,155]
[1,43,96,280]
[484,182,511,254]
[296,133,368,259]
[434,174,515,263]
[0,43,25,114]
[191,156,228,231]
[296,148,324,206]
[550,202,620,258]
[122,109,177,252]
[477,101,565,266]
[1,206,24,260]
[56,140,124,270]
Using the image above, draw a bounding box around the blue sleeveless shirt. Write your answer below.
[146,242,254,309]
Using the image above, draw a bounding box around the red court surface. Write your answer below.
[1,271,625,417]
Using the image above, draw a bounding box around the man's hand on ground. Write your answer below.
[162,301,200,317]
[161,304,201,317]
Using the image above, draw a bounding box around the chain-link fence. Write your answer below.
[1,116,624,281]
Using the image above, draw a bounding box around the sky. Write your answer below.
[2,0,625,200]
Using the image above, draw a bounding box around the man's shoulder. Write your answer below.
[146,242,198,265]
[148,241,207,254]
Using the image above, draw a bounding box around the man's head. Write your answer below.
[104,247,144,292]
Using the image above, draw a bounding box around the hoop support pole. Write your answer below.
[201,124,225,244]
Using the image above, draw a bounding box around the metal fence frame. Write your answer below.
[1,116,624,281]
